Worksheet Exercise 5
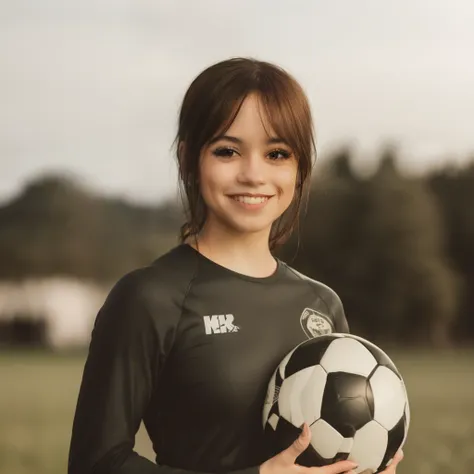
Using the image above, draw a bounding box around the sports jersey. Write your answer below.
[68,243,349,474]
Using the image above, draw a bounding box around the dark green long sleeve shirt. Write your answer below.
[68,244,349,474]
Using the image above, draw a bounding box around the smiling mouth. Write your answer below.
[230,195,272,204]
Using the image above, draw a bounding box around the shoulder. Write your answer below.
[117,244,197,296]
[280,261,343,307]
[279,261,349,333]
[99,244,199,329]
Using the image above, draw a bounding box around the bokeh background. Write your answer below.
[1,1,473,473]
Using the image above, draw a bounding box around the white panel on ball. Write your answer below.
[370,366,406,431]
[300,365,327,426]
[339,437,354,454]
[320,339,378,377]
[309,419,344,459]
[348,421,388,474]
[278,366,314,426]
[268,413,279,431]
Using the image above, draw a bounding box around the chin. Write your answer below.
[223,215,277,236]
[206,204,287,238]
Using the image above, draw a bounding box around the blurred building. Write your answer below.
[0,278,107,349]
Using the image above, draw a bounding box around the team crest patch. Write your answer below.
[300,308,333,338]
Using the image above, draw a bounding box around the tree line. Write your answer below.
[279,148,473,347]
[0,148,473,346]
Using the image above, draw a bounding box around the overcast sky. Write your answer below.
[1,0,473,204]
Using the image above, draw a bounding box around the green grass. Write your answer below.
[1,348,473,474]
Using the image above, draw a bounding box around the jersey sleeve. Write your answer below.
[67,268,261,474]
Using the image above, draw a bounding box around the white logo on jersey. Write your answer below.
[300,308,333,338]
[203,314,240,335]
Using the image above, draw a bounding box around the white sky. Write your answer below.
[1,0,473,204]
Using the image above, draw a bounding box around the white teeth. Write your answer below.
[232,196,269,204]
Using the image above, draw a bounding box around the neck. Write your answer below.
[188,220,277,278]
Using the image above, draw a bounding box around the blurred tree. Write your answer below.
[355,149,460,346]
[0,175,100,278]
[0,174,181,282]
[280,147,460,347]
[428,160,474,342]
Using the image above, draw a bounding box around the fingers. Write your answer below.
[318,460,359,474]
[299,460,359,474]
[281,423,311,464]
[380,449,404,473]
[393,449,404,464]
[389,449,404,471]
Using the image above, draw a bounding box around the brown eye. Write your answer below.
[212,147,237,158]
[268,149,292,160]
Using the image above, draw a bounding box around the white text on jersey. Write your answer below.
[203,314,240,335]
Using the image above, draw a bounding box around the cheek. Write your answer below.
[277,165,298,197]
[199,156,233,201]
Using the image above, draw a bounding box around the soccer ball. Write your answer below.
[262,334,410,474]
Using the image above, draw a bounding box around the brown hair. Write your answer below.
[174,57,316,250]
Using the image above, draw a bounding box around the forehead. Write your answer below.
[222,93,278,140]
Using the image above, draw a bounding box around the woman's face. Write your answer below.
[198,93,299,239]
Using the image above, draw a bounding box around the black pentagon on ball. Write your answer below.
[284,335,345,379]
[266,415,349,468]
[320,372,374,438]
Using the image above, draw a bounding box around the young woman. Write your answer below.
[68,58,403,474]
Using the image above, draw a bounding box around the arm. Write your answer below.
[68,269,260,474]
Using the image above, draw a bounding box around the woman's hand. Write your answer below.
[365,449,404,474]
[259,423,359,474]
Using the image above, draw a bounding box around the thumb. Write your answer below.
[280,423,311,464]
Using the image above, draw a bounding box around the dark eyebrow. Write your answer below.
[208,135,290,146]
[208,135,243,145]
[267,137,289,146]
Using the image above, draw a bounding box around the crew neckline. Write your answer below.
[181,243,285,284]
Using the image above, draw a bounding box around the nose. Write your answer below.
[236,154,266,186]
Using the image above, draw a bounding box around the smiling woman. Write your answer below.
[176,58,315,256]
[68,57,403,474]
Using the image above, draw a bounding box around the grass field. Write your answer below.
[1,348,473,474]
